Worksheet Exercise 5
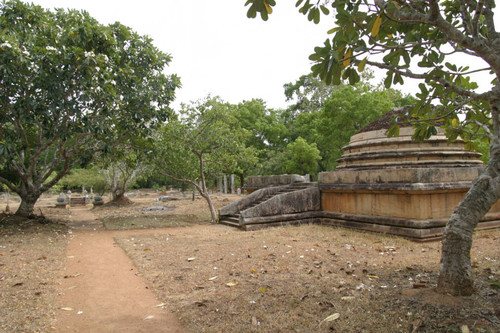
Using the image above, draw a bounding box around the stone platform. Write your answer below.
[318,122,500,240]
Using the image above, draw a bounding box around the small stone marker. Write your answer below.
[56,192,68,209]
[93,195,104,206]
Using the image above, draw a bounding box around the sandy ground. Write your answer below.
[55,208,184,333]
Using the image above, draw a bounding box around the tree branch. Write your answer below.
[362,59,490,100]
[471,0,485,37]
[0,175,20,194]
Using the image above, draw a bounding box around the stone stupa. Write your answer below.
[318,107,500,240]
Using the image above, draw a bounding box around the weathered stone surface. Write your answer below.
[55,193,68,208]
[141,206,175,211]
[93,195,104,206]
[70,196,88,206]
[157,195,180,202]
[240,187,320,220]
[244,174,310,191]
[219,185,285,217]
[219,113,500,240]
[319,167,484,185]
[336,127,481,169]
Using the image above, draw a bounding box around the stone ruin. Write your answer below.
[318,108,500,240]
[219,108,500,241]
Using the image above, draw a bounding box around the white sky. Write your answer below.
[26,1,500,110]
[28,0,333,110]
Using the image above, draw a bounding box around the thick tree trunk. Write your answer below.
[15,192,40,217]
[438,140,500,295]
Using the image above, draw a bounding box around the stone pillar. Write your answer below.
[219,176,223,193]
[230,174,235,194]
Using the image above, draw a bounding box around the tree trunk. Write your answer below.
[112,190,125,201]
[438,140,500,295]
[239,173,245,190]
[15,192,40,217]
[201,192,218,223]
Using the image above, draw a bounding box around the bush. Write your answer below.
[58,168,106,193]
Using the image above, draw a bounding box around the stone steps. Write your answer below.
[218,182,319,229]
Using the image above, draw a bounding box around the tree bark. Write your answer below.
[201,192,218,223]
[239,173,245,190]
[438,139,500,295]
[15,192,40,217]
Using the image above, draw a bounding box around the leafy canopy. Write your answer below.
[245,0,499,144]
[0,0,179,214]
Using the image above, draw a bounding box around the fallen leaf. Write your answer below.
[61,307,73,311]
[187,257,196,262]
[341,296,355,301]
[144,315,154,320]
[208,276,218,281]
[461,325,470,333]
[367,275,379,279]
[155,303,167,308]
[226,282,238,287]
[321,313,340,323]
[12,282,23,287]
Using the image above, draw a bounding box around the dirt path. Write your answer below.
[55,208,185,332]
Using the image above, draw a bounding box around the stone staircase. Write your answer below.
[219,182,320,230]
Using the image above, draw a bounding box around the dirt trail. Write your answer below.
[55,208,185,332]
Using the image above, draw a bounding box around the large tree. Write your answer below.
[153,97,255,223]
[0,1,179,216]
[285,75,413,170]
[245,0,500,295]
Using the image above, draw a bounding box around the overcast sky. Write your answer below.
[26,1,500,110]
[28,0,335,110]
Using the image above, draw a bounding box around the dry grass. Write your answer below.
[0,192,498,332]
[92,192,240,229]
[0,208,69,332]
[116,224,500,333]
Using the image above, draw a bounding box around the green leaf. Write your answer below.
[358,57,367,72]
[384,72,393,88]
[386,125,400,137]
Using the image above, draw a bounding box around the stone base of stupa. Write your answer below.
[319,166,500,241]
[317,112,500,241]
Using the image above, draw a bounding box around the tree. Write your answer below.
[97,136,152,202]
[233,99,288,181]
[102,159,146,202]
[245,0,500,295]
[0,1,179,216]
[153,97,255,223]
[283,137,321,175]
[286,77,413,170]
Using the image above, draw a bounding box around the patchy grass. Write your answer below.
[116,225,500,333]
[92,192,240,230]
[0,208,69,332]
[102,215,192,230]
